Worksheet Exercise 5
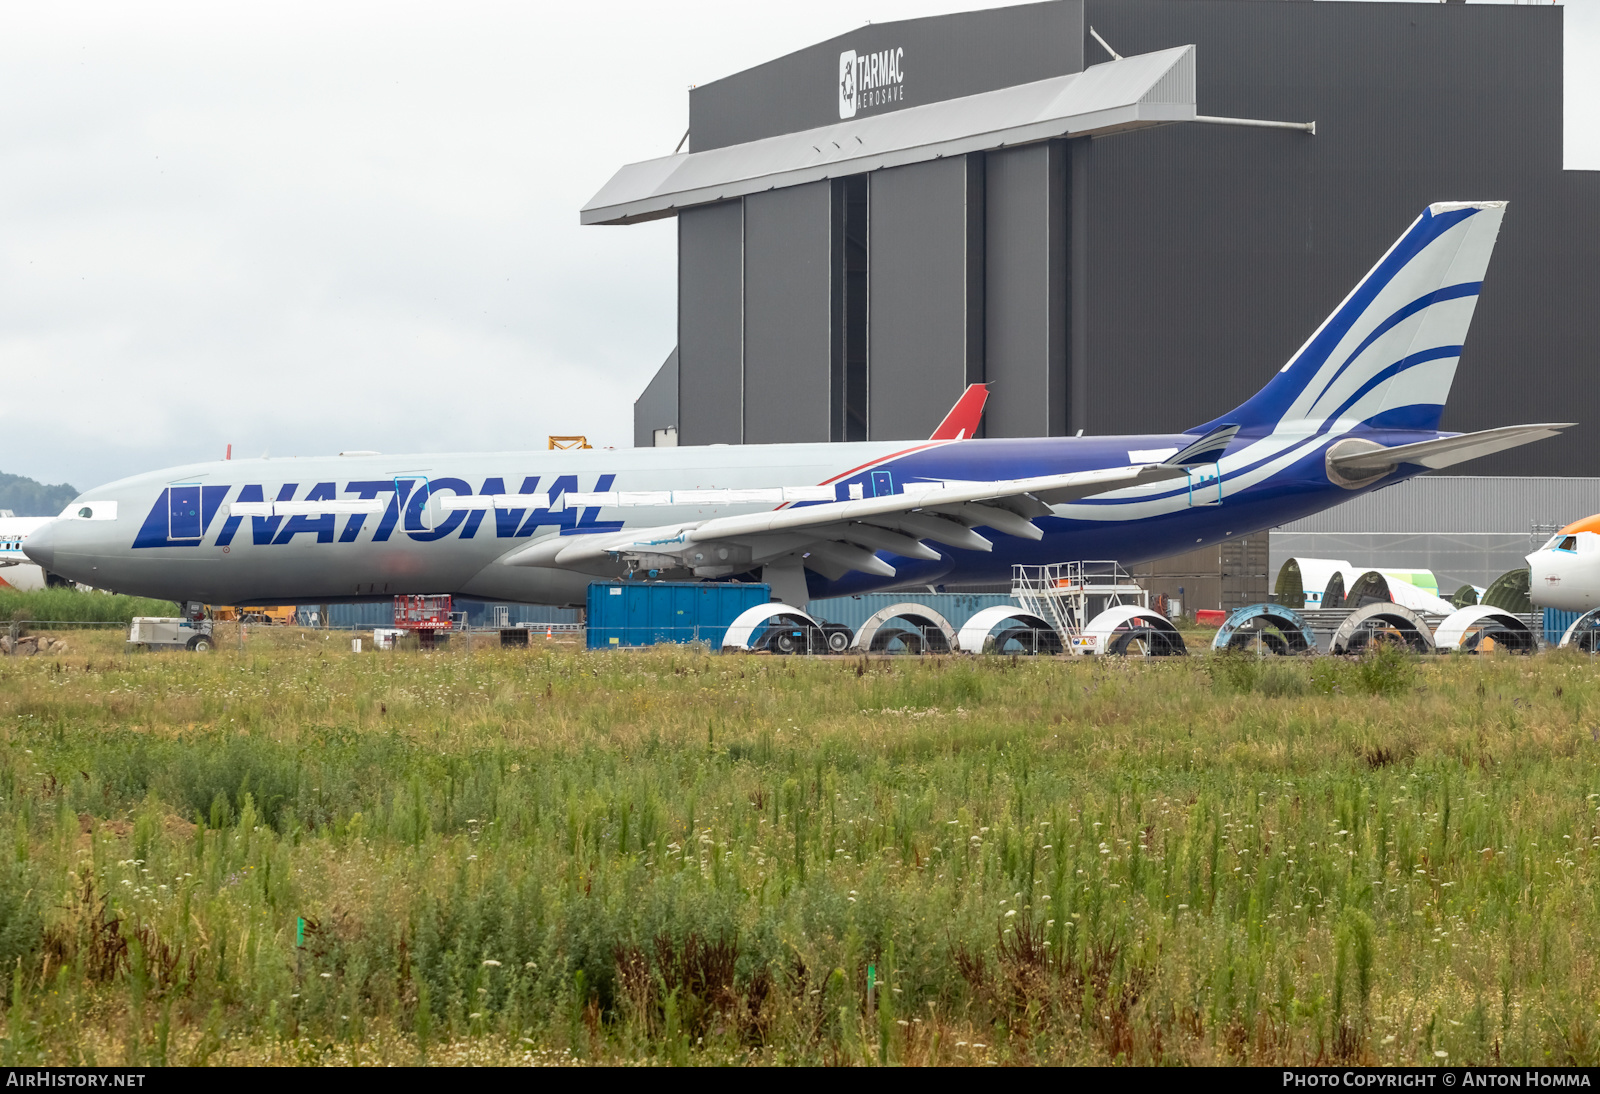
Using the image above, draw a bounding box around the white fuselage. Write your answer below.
[0,517,54,591]
[1529,529,1600,612]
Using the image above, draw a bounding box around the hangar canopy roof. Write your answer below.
[581,46,1196,226]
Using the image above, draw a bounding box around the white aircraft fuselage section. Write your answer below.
[1529,525,1600,613]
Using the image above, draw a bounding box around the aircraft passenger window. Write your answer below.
[77,507,93,519]
[1559,536,1577,552]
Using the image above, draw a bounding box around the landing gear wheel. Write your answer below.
[773,630,803,655]
[825,628,851,653]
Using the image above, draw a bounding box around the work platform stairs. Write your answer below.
[1011,561,1150,642]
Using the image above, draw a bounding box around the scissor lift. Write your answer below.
[393,594,454,648]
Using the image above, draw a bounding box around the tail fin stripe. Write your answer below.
[1307,281,1481,410]
[1318,345,1462,430]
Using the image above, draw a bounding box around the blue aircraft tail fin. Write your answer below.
[1191,201,1506,437]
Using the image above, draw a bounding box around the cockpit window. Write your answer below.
[1559,536,1578,552]
[59,500,118,521]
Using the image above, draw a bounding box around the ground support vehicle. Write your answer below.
[128,617,215,652]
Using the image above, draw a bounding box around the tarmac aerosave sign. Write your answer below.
[838,47,905,119]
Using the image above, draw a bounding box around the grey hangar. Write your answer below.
[591,0,1599,606]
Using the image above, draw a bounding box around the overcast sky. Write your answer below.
[0,0,1594,493]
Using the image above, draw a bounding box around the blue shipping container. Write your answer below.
[1545,608,1584,647]
[586,582,771,651]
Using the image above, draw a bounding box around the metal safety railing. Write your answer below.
[1012,561,1149,641]
[11,608,1569,657]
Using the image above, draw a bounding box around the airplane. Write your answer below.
[0,514,57,592]
[24,201,1572,618]
[1528,516,1600,613]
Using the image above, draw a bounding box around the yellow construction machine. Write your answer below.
[208,605,299,625]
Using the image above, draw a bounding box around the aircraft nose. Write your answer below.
[22,521,57,570]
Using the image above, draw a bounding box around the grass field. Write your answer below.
[2,626,1599,1066]
[0,588,179,624]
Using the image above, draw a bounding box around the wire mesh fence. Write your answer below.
[2,608,1581,657]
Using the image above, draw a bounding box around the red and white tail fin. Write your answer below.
[930,384,988,440]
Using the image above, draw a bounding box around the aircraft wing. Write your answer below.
[1328,423,1574,473]
[502,462,1188,579]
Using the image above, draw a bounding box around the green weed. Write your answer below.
[0,588,178,625]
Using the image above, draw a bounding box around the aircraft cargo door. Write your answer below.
[169,485,203,540]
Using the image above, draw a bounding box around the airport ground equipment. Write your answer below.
[393,594,454,649]
[548,436,591,450]
[127,616,215,652]
[848,602,957,654]
[394,595,453,630]
[1211,604,1317,655]
[1011,561,1149,652]
[210,604,297,625]
[1432,605,1535,654]
[1079,605,1188,656]
[955,606,1061,654]
[1557,609,1600,652]
[1328,602,1436,655]
[586,581,770,651]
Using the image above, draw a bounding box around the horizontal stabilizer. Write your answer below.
[1328,423,1574,474]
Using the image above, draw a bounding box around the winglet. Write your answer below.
[931,384,988,440]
